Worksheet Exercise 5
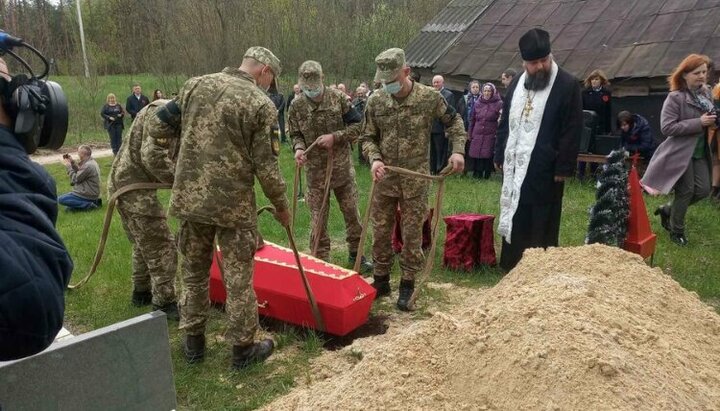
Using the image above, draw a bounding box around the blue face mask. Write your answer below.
[383,81,402,95]
[302,86,322,99]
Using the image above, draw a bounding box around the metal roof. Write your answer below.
[407,0,720,81]
[405,0,495,68]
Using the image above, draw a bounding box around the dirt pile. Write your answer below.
[264,245,720,410]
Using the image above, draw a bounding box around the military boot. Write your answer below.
[372,275,391,297]
[183,334,205,364]
[396,279,415,312]
[153,301,180,321]
[348,252,374,275]
[131,290,152,307]
[232,339,274,370]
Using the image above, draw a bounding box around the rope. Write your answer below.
[67,182,173,290]
[256,205,325,332]
[290,138,335,257]
[353,164,454,309]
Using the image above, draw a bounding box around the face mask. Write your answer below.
[383,81,402,95]
[302,86,322,99]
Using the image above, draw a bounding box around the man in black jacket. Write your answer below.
[493,28,583,272]
[430,75,456,174]
[0,57,74,361]
[126,83,150,120]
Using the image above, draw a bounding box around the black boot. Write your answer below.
[396,279,415,312]
[670,232,688,246]
[232,339,274,370]
[349,252,374,275]
[183,334,205,364]
[372,275,391,297]
[131,290,152,307]
[654,205,671,232]
[153,301,180,321]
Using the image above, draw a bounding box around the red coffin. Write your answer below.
[209,241,376,336]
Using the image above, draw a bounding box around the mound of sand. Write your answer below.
[264,245,720,410]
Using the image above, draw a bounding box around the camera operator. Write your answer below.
[0,57,74,361]
[58,145,101,211]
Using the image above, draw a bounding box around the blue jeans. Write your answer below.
[58,192,99,211]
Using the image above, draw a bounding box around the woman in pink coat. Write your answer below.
[642,54,716,246]
[468,83,503,179]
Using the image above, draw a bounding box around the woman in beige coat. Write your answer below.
[641,54,715,246]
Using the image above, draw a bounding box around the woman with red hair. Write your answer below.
[642,54,716,246]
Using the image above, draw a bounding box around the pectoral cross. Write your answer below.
[523,95,534,120]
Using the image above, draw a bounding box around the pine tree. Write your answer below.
[586,149,629,247]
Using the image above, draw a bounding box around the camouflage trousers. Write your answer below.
[177,220,258,347]
[118,208,177,306]
[371,192,428,281]
[306,180,362,260]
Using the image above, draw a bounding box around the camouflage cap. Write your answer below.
[374,48,405,83]
[298,60,323,90]
[244,46,282,77]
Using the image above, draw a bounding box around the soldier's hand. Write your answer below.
[448,153,465,174]
[294,149,306,167]
[494,162,503,171]
[316,134,335,149]
[371,160,386,181]
[273,208,291,227]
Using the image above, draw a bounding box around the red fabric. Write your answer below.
[391,208,433,254]
[442,213,496,270]
[209,242,376,336]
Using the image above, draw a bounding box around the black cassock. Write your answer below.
[493,66,584,271]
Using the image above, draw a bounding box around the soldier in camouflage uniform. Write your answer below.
[153,47,290,369]
[360,48,466,311]
[288,61,373,273]
[108,99,180,320]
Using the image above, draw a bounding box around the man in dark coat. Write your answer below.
[268,90,286,142]
[0,58,73,360]
[126,83,150,120]
[493,28,583,272]
[430,75,456,174]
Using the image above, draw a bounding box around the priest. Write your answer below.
[493,28,583,271]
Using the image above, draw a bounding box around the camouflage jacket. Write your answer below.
[360,82,466,198]
[164,67,288,228]
[108,100,180,216]
[288,87,362,188]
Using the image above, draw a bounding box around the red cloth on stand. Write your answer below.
[443,213,496,270]
[392,208,433,254]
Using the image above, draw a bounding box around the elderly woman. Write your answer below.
[100,93,125,155]
[642,54,716,246]
[467,82,503,179]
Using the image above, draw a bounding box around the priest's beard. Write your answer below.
[524,67,551,91]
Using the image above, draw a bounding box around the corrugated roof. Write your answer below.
[408,0,720,81]
[405,0,495,68]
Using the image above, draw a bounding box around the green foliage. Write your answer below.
[46,147,720,409]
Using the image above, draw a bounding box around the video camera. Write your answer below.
[0,31,68,154]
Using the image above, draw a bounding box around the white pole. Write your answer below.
[75,0,90,78]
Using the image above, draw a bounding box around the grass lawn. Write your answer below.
[46,146,719,410]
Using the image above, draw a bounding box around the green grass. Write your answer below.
[47,147,720,409]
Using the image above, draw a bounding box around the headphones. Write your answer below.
[0,31,68,154]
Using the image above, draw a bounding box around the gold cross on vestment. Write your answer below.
[522,94,534,119]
